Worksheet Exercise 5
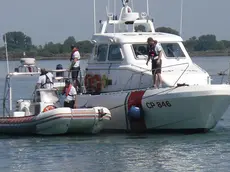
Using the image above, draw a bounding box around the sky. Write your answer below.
[0,0,230,46]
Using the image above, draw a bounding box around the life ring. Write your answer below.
[92,74,102,93]
[84,74,102,93]
[43,105,56,112]
[84,74,93,91]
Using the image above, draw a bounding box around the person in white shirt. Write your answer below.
[146,37,163,88]
[62,79,77,108]
[69,45,81,90]
[36,68,54,89]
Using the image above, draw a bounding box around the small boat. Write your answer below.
[0,58,111,135]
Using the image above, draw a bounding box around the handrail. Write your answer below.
[124,62,190,90]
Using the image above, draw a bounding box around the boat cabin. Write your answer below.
[84,0,210,94]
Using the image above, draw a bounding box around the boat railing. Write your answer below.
[81,62,190,93]
[201,61,230,85]
[123,62,190,90]
[213,61,230,84]
[47,69,86,93]
[2,68,86,117]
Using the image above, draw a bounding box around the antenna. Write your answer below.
[93,0,96,34]
[108,0,110,13]
[113,0,116,33]
[131,0,134,10]
[179,0,183,37]
[4,34,10,74]
[146,0,149,16]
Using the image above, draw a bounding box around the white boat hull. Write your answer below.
[77,85,230,133]
[0,107,111,135]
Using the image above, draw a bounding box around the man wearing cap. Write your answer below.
[62,79,77,108]
[69,45,81,90]
[36,68,54,89]
[146,37,163,88]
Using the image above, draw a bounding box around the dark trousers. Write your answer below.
[64,100,75,109]
[71,67,80,80]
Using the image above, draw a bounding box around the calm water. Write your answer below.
[1,56,230,172]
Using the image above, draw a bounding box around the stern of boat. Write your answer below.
[67,107,111,134]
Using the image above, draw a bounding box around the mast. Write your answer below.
[146,0,149,16]
[131,0,134,10]
[4,34,12,116]
[113,0,116,33]
[179,0,183,37]
[4,34,10,74]
[93,0,96,34]
[108,0,110,12]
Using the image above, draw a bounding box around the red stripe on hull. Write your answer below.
[0,113,109,125]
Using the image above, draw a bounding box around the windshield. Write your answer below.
[132,44,149,59]
[132,42,186,59]
[161,43,185,58]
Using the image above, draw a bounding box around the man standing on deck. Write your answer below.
[36,68,54,89]
[62,79,77,108]
[69,44,81,91]
[146,37,163,88]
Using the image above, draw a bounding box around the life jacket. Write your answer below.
[63,84,74,97]
[70,48,79,61]
[41,73,53,88]
[148,44,158,59]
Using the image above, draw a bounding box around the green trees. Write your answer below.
[2,31,33,51]
[155,27,230,52]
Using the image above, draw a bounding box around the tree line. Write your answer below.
[0,27,230,59]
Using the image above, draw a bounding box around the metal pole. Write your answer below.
[113,0,116,33]
[179,0,183,37]
[93,0,96,34]
[131,0,134,10]
[228,62,230,84]
[146,0,149,16]
[108,0,110,12]
[4,34,10,74]
[9,84,12,116]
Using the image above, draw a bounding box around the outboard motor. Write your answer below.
[16,99,31,116]
[56,64,64,77]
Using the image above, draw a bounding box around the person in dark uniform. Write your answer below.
[146,37,163,88]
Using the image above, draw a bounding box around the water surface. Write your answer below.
[0,56,230,172]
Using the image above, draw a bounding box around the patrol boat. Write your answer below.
[0,58,111,135]
[71,0,230,133]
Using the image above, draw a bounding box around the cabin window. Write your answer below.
[132,44,148,59]
[108,44,123,61]
[132,43,186,59]
[97,44,108,61]
[161,43,186,58]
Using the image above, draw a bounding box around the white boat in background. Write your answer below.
[1,58,111,135]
